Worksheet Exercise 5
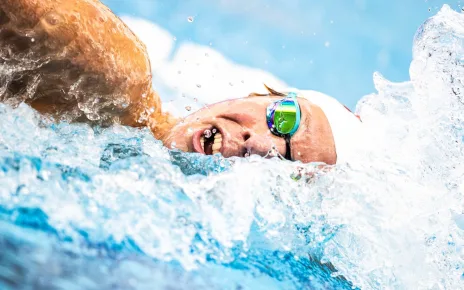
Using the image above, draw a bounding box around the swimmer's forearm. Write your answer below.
[0,0,176,139]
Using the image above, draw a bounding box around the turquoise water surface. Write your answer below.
[0,5,463,290]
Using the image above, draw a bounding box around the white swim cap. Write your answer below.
[288,89,364,164]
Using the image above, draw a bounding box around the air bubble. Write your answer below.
[187,16,194,23]
[204,129,212,138]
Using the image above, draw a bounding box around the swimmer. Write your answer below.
[0,0,362,164]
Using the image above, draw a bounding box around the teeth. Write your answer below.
[200,130,222,154]
[212,132,222,154]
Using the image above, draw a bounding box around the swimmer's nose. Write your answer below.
[243,134,285,158]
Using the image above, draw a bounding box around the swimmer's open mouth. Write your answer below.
[193,127,223,155]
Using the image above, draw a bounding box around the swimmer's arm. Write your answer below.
[0,0,177,140]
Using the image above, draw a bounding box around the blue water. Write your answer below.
[0,105,351,290]
[1,5,464,290]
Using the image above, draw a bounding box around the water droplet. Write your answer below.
[212,128,217,134]
[193,98,198,102]
[330,20,334,24]
[182,93,186,98]
[187,16,194,22]
[196,84,202,88]
[185,106,191,111]
[241,80,244,83]
[297,152,301,156]
[170,141,177,148]
[209,42,213,46]
[325,41,330,47]
[173,36,177,41]
[31,38,35,43]
[282,45,286,49]
[187,128,193,134]
[205,52,209,57]
[204,129,212,138]
[177,216,187,225]
[229,82,234,86]
[178,70,182,74]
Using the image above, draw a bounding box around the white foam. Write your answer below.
[0,5,463,290]
[122,16,287,117]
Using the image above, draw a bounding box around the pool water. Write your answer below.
[0,5,463,290]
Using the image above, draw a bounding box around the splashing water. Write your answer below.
[0,5,464,290]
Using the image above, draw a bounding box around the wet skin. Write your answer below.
[163,96,337,164]
[0,0,336,164]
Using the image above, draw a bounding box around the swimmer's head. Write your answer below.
[161,86,337,164]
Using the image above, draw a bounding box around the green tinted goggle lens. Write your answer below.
[266,92,301,137]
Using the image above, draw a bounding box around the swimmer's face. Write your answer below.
[162,96,337,164]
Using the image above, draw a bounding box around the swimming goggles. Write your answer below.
[266,92,301,160]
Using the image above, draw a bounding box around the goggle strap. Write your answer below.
[285,135,292,160]
[287,93,301,136]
